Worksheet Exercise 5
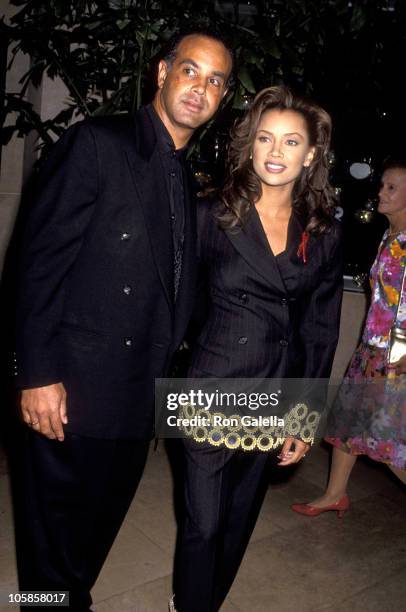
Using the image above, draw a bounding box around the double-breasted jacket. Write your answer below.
[189,201,343,384]
[15,107,197,439]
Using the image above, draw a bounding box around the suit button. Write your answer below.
[279,339,289,347]
[238,336,248,345]
[123,285,132,295]
[281,298,288,306]
[124,337,133,347]
[239,293,248,303]
[170,171,176,178]
[121,232,131,241]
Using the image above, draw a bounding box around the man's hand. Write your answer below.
[21,383,68,441]
[277,437,310,466]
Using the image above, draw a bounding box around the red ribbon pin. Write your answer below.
[297,231,309,263]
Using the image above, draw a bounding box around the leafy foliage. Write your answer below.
[2,0,404,163]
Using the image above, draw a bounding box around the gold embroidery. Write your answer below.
[241,434,257,451]
[224,432,241,449]
[256,433,275,451]
[194,426,208,443]
[179,403,319,451]
[207,428,225,446]
[184,403,196,419]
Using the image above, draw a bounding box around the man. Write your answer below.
[14,31,233,610]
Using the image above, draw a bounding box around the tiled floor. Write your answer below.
[0,441,405,612]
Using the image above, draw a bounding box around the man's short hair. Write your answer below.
[161,29,235,88]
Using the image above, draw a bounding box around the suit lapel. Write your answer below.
[224,206,286,295]
[286,210,305,258]
[125,108,174,311]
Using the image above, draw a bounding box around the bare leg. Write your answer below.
[306,446,356,507]
[389,466,406,485]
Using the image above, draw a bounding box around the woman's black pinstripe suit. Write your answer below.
[174,200,343,612]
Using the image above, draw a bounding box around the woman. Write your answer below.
[292,159,406,519]
[172,86,343,612]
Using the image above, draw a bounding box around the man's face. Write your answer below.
[155,35,232,140]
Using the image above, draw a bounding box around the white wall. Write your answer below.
[0,0,69,277]
[0,0,29,277]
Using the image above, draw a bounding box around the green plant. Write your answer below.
[1,1,402,163]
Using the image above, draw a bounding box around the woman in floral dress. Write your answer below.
[292,158,406,518]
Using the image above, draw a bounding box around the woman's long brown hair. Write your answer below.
[217,85,336,235]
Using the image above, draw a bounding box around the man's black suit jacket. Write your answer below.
[15,107,197,439]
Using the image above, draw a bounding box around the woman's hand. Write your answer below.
[277,437,310,466]
[388,354,406,375]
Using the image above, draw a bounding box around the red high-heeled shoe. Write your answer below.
[291,494,350,518]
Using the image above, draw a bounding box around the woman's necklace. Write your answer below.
[387,228,406,238]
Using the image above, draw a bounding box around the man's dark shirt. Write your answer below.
[146,104,186,301]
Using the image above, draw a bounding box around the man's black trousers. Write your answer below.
[13,429,149,611]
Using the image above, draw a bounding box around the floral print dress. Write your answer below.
[326,230,406,469]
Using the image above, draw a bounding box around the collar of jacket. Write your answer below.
[223,206,307,296]
[125,106,196,318]
[131,106,158,161]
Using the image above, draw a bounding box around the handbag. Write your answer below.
[387,261,406,365]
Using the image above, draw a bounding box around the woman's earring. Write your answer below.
[249,153,253,160]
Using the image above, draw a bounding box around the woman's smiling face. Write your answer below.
[252,108,315,192]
